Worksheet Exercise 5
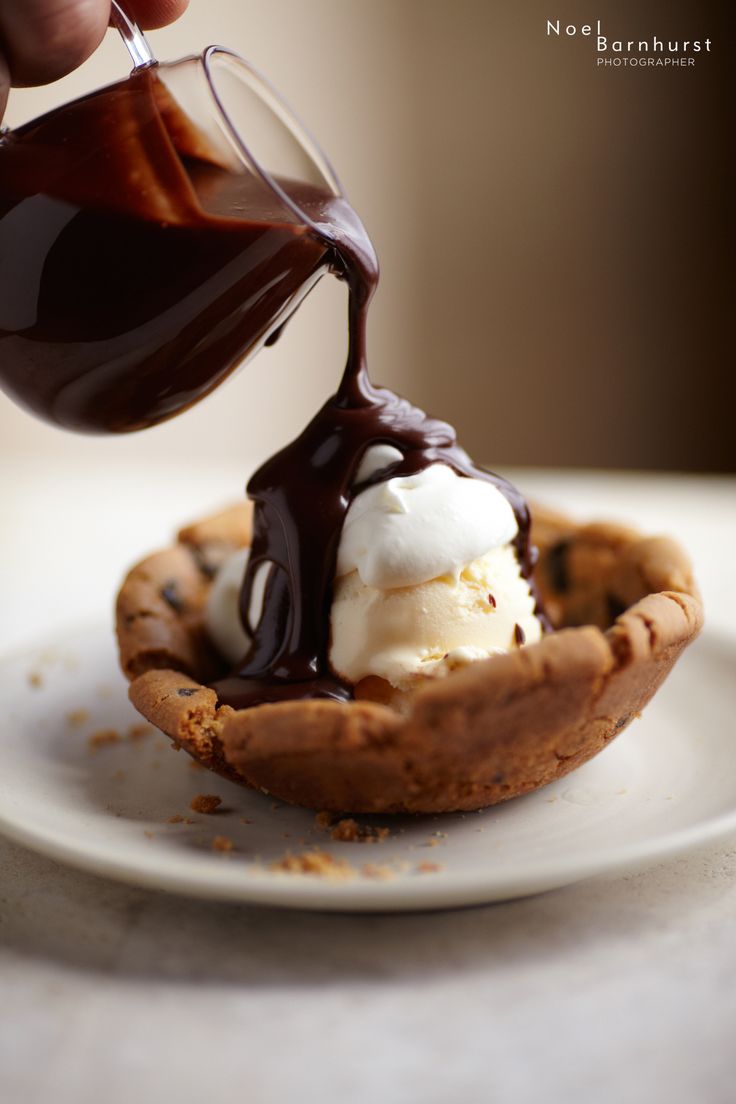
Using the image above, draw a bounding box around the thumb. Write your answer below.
[0,0,110,88]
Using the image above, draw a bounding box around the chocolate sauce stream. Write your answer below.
[212,209,539,709]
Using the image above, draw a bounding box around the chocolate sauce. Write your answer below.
[0,68,541,708]
[212,217,538,708]
[0,71,335,432]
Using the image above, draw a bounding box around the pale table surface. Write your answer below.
[1,464,735,1104]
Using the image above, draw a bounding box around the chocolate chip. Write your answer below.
[177,688,197,697]
[547,539,570,593]
[606,594,627,624]
[514,623,526,646]
[488,593,497,608]
[161,581,185,614]
[191,545,219,580]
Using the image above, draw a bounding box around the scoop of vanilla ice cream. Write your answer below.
[329,456,542,690]
[205,548,272,664]
[330,544,542,690]
[205,547,251,663]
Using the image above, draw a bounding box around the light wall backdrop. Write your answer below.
[1,0,732,474]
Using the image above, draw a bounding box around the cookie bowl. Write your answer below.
[115,503,702,814]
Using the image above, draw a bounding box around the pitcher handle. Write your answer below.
[110,0,157,70]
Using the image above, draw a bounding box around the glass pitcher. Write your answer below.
[0,3,348,433]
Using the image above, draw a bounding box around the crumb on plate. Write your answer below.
[361,862,395,881]
[88,729,121,751]
[417,862,444,874]
[315,812,390,843]
[269,849,354,881]
[212,835,234,852]
[190,793,222,814]
[66,709,89,728]
[128,723,152,742]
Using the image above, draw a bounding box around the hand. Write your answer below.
[0,1,188,119]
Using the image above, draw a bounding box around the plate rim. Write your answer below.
[2,796,736,912]
[1,622,735,912]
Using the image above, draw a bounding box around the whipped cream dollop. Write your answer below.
[336,462,519,590]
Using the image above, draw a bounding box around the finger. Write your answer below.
[0,0,109,88]
[125,0,189,31]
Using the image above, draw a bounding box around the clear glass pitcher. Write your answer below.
[0,3,346,433]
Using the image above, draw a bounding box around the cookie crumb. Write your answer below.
[269,849,354,881]
[89,729,121,751]
[240,817,253,825]
[127,723,152,742]
[212,835,234,852]
[28,671,43,688]
[316,814,390,843]
[361,862,395,881]
[330,818,362,841]
[144,830,155,840]
[190,794,222,814]
[335,819,389,843]
[166,814,184,824]
[417,862,443,874]
[160,581,185,614]
[66,709,89,728]
[188,759,205,771]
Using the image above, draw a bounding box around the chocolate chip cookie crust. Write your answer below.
[115,503,702,813]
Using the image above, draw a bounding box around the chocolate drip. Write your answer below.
[212,207,538,709]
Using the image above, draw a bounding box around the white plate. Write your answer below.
[0,623,734,912]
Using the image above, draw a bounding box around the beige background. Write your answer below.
[1,0,732,473]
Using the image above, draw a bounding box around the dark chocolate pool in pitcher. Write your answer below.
[0,69,342,433]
